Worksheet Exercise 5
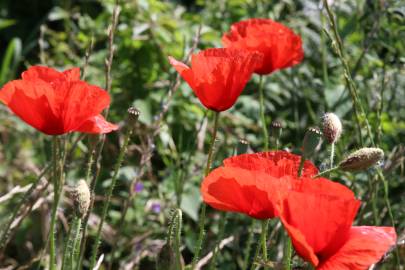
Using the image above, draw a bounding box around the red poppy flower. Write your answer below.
[0,66,118,135]
[280,191,397,269]
[168,48,262,112]
[201,151,320,219]
[222,18,304,75]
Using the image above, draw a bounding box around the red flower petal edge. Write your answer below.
[317,226,397,270]
[0,66,118,135]
[168,48,263,112]
[223,151,319,177]
[222,18,303,75]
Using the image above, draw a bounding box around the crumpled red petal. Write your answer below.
[223,151,319,177]
[280,191,360,266]
[317,226,397,270]
[169,48,262,112]
[0,66,117,135]
[201,166,292,219]
[222,18,303,74]
[75,114,119,134]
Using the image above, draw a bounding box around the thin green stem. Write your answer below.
[258,75,269,151]
[71,218,82,270]
[298,156,305,177]
[61,216,81,270]
[378,170,401,267]
[260,220,269,266]
[314,166,339,178]
[283,237,292,270]
[191,111,220,269]
[174,209,183,270]
[330,143,335,170]
[208,213,227,270]
[323,0,374,146]
[242,220,255,270]
[77,139,98,270]
[89,126,134,269]
[49,136,59,270]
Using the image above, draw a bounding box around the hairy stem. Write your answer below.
[191,111,220,269]
[89,125,134,269]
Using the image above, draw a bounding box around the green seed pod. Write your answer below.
[72,179,91,218]
[339,147,384,172]
[302,127,322,158]
[322,112,342,144]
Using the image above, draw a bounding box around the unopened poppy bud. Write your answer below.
[127,106,140,125]
[302,127,322,158]
[322,113,342,144]
[72,179,91,218]
[339,147,384,172]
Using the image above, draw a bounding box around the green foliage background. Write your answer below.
[0,0,404,269]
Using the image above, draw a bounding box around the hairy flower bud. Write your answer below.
[302,127,322,158]
[72,179,91,218]
[339,147,384,172]
[322,113,342,144]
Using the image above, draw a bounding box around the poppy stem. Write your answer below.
[260,220,269,265]
[330,143,335,170]
[88,124,134,269]
[258,75,270,151]
[242,220,255,270]
[297,156,305,177]
[313,166,339,178]
[191,111,220,269]
[282,237,293,270]
[49,136,67,270]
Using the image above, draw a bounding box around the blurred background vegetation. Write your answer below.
[0,0,404,269]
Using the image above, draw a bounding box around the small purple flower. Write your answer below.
[151,202,161,213]
[134,182,144,193]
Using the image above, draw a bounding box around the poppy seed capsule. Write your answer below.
[322,113,342,144]
[302,127,322,158]
[72,180,91,218]
[127,106,140,125]
[270,120,282,137]
[339,147,384,172]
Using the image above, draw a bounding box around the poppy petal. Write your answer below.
[0,80,62,134]
[280,192,361,265]
[60,82,111,131]
[317,226,397,270]
[222,18,303,74]
[201,167,290,219]
[75,114,119,134]
[168,56,196,90]
[169,48,262,112]
[223,151,319,178]
[294,177,355,200]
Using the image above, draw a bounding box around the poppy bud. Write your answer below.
[72,179,91,218]
[322,113,342,144]
[156,243,176,270]
[339,147,384,172]
[302,127,322,158]
[127,106,140,125]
